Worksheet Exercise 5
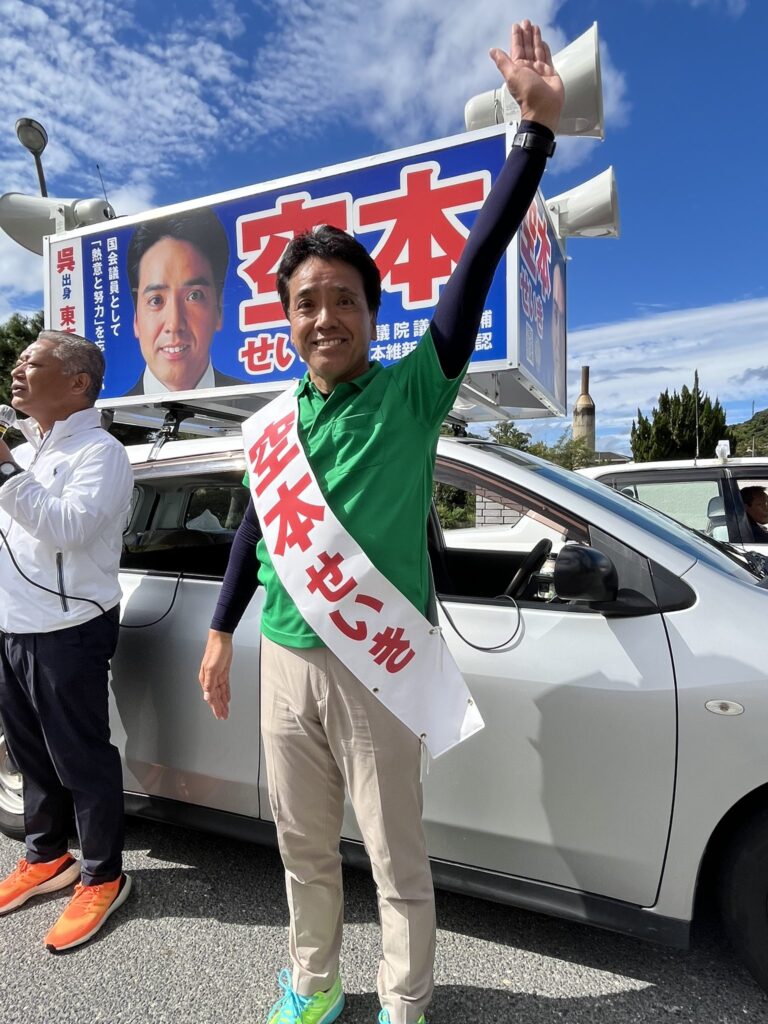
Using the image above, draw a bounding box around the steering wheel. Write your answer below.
[503,538,553,598]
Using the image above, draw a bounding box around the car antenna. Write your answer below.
[96,163,110,207]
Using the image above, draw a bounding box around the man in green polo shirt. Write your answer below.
[199,19,563,1024]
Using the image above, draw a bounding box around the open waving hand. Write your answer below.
[490,20,564,133]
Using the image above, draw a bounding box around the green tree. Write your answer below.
[630,371,736,461]
[488,421,532,448]
[0,311,44,406]
[630,412,653,461]
[529,430,593,469]
[433,482,476,529]
[488,419,596,468]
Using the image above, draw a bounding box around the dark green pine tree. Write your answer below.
[648,389,676,460]
[630,371,737,461]
[630,412,653,461]
[699,393,734,457]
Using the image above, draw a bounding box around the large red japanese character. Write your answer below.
[59,306,76,328]
[306,552,357,602]
[237,192,352,330]
[263,474,325,555]
[330,594,383,641]
[239,333,295,376]
[369,626,416,673]
[519,199,553,300]
[519,202,539,283]
[56,247,76,273]
[356,162,488,308]
[248,413,299,497]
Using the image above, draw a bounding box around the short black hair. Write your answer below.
[127,208,229,309]
[741,486,767,507]
[276,225,381,316]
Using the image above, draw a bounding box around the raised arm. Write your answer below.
[431,20,564,378]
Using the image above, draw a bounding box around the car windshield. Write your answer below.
[469,443,764,584]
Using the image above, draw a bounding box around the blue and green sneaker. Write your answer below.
[267,969,345,1024]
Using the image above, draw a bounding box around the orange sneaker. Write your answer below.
[44,873,131,952]
[0,855,80,914]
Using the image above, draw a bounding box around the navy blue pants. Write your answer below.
[0,607,124,885]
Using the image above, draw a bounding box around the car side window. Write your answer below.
[606,475,732,540]
[184,485,249,532]
[122,470,246,577]
[432,461,589,603]
[732,477,768,545]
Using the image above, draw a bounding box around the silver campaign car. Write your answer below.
[2,436,768,991]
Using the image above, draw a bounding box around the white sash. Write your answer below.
[241,386,484,758]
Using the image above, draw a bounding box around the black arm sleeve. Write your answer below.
[210,498,261,633]
[431,120,554,379]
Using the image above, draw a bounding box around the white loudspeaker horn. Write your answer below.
[0,193,116,255]
[546,166,620,239]
[464,22,604,138]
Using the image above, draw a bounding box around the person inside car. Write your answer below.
[740,485,768,542]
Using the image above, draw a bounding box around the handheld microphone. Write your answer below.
[0,405,16,440]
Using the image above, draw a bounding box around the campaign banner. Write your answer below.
[514,192,567,413]
[44,126,563,412]
[47,237,87,339]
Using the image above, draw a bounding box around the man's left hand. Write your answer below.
[490,19,565,134]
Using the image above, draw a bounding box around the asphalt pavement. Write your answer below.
[1,819,766,1024]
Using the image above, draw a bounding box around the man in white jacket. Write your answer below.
[0,330,133,951]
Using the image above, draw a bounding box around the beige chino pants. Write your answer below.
[260,635,436,1024]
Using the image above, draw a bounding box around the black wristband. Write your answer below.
[0,462,23,486]
[512,131,556,158]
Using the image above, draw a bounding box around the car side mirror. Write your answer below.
[554,544,618,603]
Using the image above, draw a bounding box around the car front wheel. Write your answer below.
[0,725,24,841]
[720,807,768,994]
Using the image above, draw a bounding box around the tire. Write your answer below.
[0,723,25,841]
[719,806,768,993]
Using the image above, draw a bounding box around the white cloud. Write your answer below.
[0,0,245,196]
[249,0,565,144]
[0,0,630,319]
[108,180,158,219]
[0,232,44,302]
[515,298,768,453]
[0,0,621,203]
[244,0,629,168]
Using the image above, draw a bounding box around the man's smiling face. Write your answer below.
[11,337,86,431]
[133,237,222,391]
[287,257,376,394]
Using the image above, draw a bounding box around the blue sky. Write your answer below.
[0,0,765,453]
